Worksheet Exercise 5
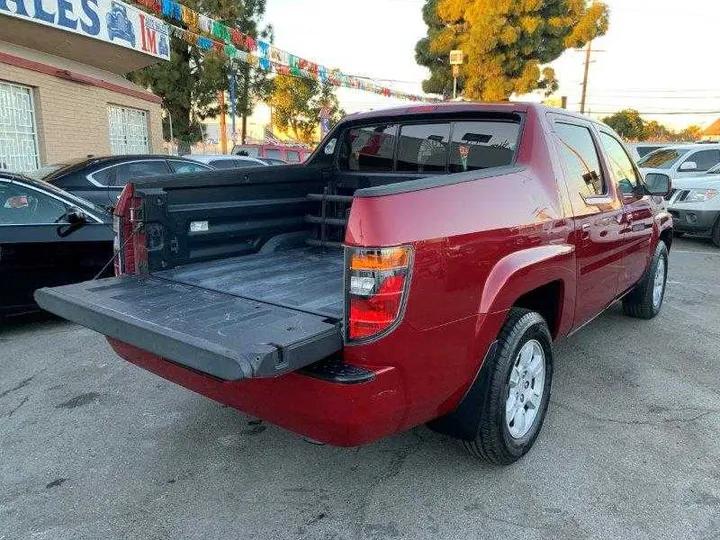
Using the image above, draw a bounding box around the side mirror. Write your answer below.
[679,161,697,171]
[644,173,672,197]
[66,207,87,224]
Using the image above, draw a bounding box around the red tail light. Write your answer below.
[346,246,413,342]
[113,183,147,275]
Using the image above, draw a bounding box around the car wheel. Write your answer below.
[712,217,720,248]
[622,241,669,319]
[464,308,553,465]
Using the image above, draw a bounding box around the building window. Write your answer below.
[0,82,40,172]
[108,105,150,155]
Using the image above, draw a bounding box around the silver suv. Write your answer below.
[638,143,720,180]
[667,162,720,246]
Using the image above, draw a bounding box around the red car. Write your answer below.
[37,103,673,464]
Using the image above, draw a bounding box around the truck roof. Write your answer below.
[344,101,593,124]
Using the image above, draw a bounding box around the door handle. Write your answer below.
[581,223,591,230]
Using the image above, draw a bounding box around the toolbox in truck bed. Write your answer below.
[34,274,343,381]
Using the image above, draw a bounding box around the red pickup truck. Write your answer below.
[36,103,673,464]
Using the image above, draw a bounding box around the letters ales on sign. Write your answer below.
[0,0,170,61]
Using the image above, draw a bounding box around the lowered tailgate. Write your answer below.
[34,276,342,381]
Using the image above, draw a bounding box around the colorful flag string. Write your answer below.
[132,0,436,102]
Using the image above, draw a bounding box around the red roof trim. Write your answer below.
[0,51,162,105]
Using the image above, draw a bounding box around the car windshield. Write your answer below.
[637,148,691,169]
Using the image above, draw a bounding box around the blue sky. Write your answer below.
[263,0,720,129]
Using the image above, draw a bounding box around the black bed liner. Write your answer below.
[157,247,344,319]
[35,274,342,381]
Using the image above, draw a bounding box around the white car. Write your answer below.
[638,143,720,180]
[184,154,270,169]
[667,164,720,246]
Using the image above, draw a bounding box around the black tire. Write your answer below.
[464,308,553,465]
[712,218,720,248]
[622,241,669,319]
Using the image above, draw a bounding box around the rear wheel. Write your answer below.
[464,308,553,465]
[622,242,668,319]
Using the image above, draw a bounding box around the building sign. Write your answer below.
[0,0,170,61]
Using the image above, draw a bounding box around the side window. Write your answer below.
[0,182,69,225]
[168,160,211,173]
[599,132,641,196]
[265,149,283,160]
[396,123,450,173]
[555,123,605,197]
[340,124,398,172]
[286,151,300,163]
[112,161,171,188]
[448,121,520,173]
[233,160,260,168]
[89,167,114,187]
[683,150,720,172]
[208,159,236,169]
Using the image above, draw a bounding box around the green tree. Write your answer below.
[416,0,609,100]
[676,125,702,142]
[268,75,344,144]
[601,109,646,140]
[128,0,270,154]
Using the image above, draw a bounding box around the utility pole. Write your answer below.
[580,40,592,114]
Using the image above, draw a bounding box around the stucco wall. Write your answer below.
[0,41,163,166]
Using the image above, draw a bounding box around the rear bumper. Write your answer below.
[107,338,406,447]
[668,207,719,233]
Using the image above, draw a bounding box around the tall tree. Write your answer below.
[416,0,610,100]
[602,109,647,140]
[601,110,703,142]
[268,75,344,144]
[128,0,270,154]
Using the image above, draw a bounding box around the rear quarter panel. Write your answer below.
[344,107,576,427]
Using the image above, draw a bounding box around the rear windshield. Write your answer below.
[338,118,521,173]
[638,148,691,169]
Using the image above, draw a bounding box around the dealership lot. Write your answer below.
[1,237,718,540]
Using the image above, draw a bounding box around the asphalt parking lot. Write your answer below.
[1,237,719,540]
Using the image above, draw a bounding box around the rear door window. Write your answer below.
[340,124,398,172]
[396,123,450,173]
[555,123,605,197]
[286,151,300,163]
[448,121,520,173]
[112,160,171,188]
[168,160,211,174]
[208,159,239,169]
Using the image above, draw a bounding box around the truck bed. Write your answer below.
[156,246,345,320]
[35,245,345,381]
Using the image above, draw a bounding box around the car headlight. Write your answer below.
[684,189,718,203]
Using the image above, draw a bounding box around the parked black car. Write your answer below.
[0,173,114,318]
[24,155,212,208]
